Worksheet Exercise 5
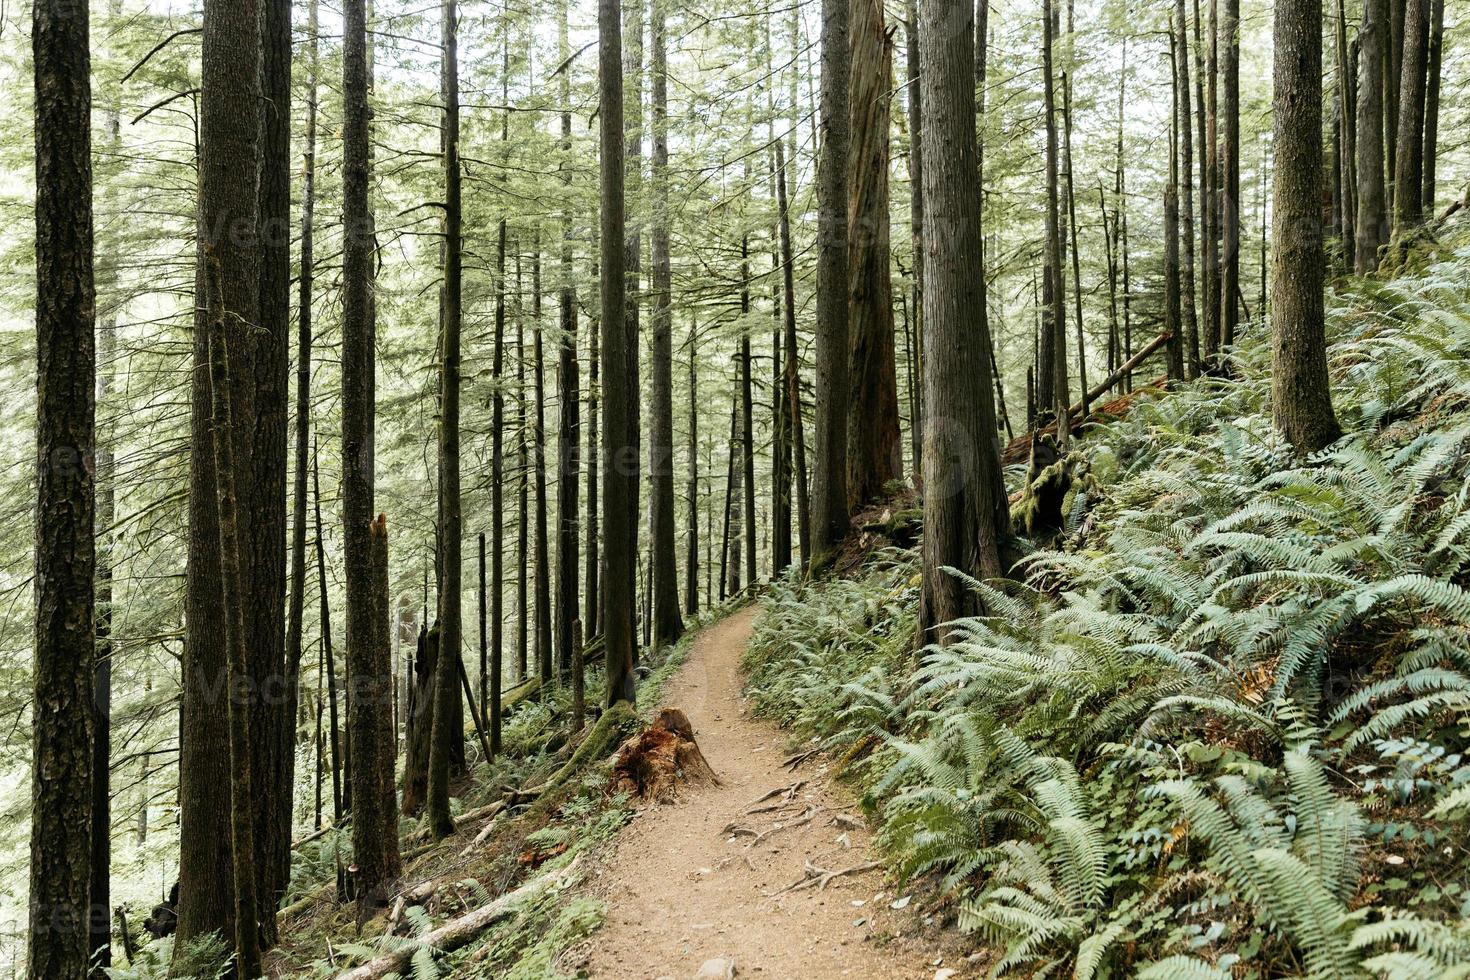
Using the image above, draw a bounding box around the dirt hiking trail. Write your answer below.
[578,606,969,979]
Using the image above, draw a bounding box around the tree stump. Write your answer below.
[610,708,719,803]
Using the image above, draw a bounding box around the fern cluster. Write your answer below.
[745,244,1470,976]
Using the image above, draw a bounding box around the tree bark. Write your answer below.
[341,0,401,903]
[649,0,684,646]
[916,0,1010,646]
[427,0,464,843]
[1390,0,1429,236]
[1420,0,1442,212]
[1041,0,1069,445]
[846,0,901,510]
[904,1,924,485]
[516,254,530,681]
[601,0,639,707]
[284,0,319,930]
[179,0,261,958]
[813,0,852,559]
[491,43,508,754]
[774,138,810,568]
[312,443,342,825]
[685,315,701,610]
[1356,0,1388,271]
[739,237,758,587]
[30,0,97,972]
[556,0,583,681]
[1220,0,1240,348]
[1174,0,1199,374]
[532,247,552,683]
[1272,0,1342,453]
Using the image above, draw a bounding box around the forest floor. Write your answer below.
[569,605,978,979]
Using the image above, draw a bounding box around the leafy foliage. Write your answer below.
[745,243,1470,976]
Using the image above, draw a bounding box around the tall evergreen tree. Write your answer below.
[1272,0,1342,452]
[30,1,96,974]
[601,0,639,706]
[812,0,852,559]
[916,0,1010,645]
[341,0,402,897]
[649,0,684,647]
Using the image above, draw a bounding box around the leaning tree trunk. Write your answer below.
[341,0,401,904]
[916,0,1010,647]
[813,0,852,559]
[1272,0,1342,453]
[601,0,639,707]
[649,0,684,647]
[30,0,97,974]
[846,0,901,510]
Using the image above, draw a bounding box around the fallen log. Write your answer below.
[1001,330,1172,466]
[333,859,579,980]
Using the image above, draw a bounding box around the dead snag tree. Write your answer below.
[846,0,902,511]
[601,0,639,707]
[342,0,401,899]
[649,0,685,647]
[916,0,1010,645]
[30,0,96,974]
[1271,0,1342,452]
[178,0,262,960]
[813,0,852,560]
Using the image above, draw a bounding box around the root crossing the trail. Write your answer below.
[579,606,965,979]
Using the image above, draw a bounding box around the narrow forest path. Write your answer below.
[576,606,967,979]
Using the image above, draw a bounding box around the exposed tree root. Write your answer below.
[745,780,806,814]
[766,859,881,897]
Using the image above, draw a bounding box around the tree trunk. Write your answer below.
[1060,8,1089,408]
[585,266,602,638]
[30,0,97,972]
[904,1,924,486]
[312,443,342,825]
[532,248,552,683]
[1220,0,1239,348]
[254,0,294,942]
[1198,0,1219,357]
[1174,0,1199,374]
[491,45,508,754]
[649,0,684,647]
[1335,0,1358,259]
[204,253,264,979]
[916,0,1010,646]
[739,237,758,587]
[341,0,400,904]
[516,253,531,682]
[1272,0,1342,453]
[90,14,123,968]
[846,0,901,510]
[427,0,464,844]
[1041,0,1069,445]
[179,0,261,959]
[1420,0,1442,212]
[686,315,701,611]
[1165,29,1186,382]
[774,138,810,568]
[556,0,583,683]
[284,0,319,933]
[1390,0,1428,237]
[601,0,639,707]
[813,0,852,559]
[1356,0,1388,271]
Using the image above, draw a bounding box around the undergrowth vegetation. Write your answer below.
[745,241,1470,978]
